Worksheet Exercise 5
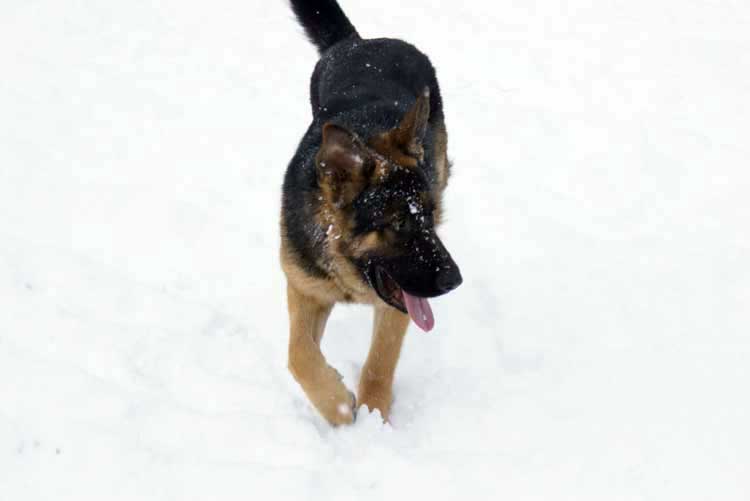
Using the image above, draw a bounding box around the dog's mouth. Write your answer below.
[370,265,435,332]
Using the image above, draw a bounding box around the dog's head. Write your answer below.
[315,91,462,331]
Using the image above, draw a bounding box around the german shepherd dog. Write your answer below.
[281,0,462,425]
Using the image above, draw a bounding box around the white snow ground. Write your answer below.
[1,1,749,499]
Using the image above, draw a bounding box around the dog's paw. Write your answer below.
[318,382,356,426]
[357,381,392,422]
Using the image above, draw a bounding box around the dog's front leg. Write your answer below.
[358,305,409,422]
[286,285,355,425]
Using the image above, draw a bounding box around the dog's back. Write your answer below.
[290,0,444,132]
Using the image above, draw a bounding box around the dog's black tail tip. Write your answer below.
[289,0,359,54]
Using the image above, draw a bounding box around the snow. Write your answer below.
[1,0,749,499]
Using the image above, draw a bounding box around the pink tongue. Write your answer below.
[402,291,435,332]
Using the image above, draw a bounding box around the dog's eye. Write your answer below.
[391,217,411,234]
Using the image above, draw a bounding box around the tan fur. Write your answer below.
[351,231,383,258]
[369,90,431,168]
[283,248,410,423]
[431,119,449,225]
[286,284,355,425]
[280,230,374,306]
[369,133,420,168]
[433,119,449,191]
[358,305,410,418]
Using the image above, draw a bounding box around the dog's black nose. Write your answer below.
[436,266,462,294]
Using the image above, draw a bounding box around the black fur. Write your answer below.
[289,0,359,54]
[351,167,433,235]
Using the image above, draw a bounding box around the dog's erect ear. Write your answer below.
[316,123,372,207]
[395,87,431,156]
[371,87,431,166]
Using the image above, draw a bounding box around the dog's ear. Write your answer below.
[316,123,372,207]
[371,87,430,166]
[395,87,431,156]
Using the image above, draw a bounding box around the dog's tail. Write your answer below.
[289,0,359,53]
